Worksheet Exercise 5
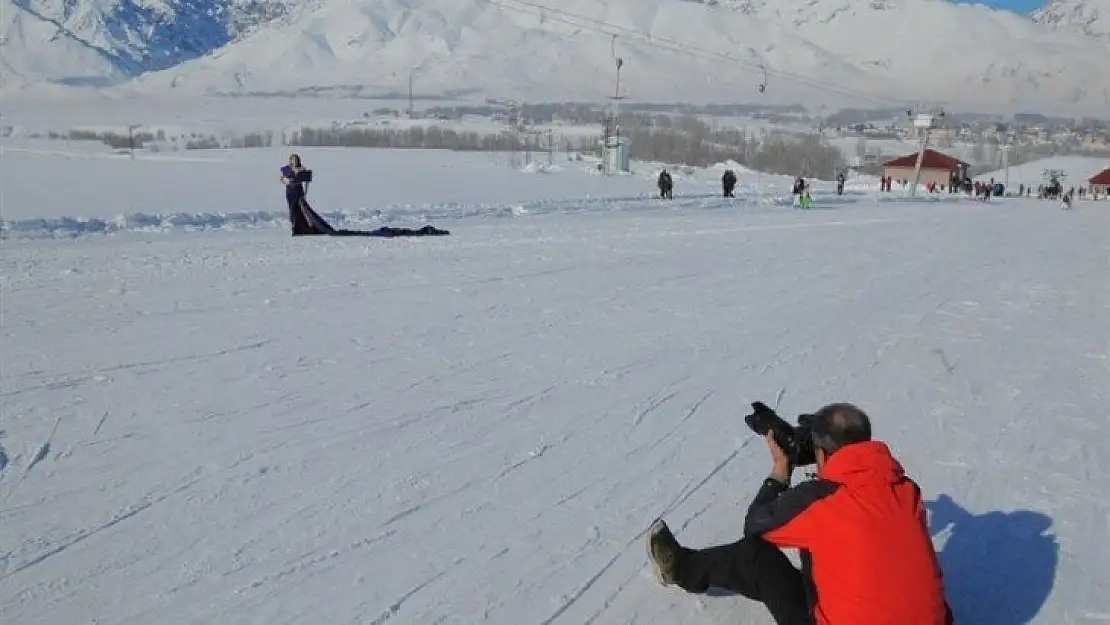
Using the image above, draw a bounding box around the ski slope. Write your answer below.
[2,145,1109,624]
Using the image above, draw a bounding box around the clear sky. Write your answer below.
[958,0,1046,13]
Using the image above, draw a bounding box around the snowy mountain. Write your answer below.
[1031,0,1109,37]
[1032,0,1109,35]
[0,0,304,88]
[4,0,1110,116]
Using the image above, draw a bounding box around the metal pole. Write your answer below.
[408,71,414,118]
[1003,143,1010,195]
[607,57,625,175]
[909,129,929,197]
[908,111,941,197]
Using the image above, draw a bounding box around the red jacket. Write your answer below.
[744,441,951,625]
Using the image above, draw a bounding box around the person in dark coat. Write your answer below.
[722,169,738,197]
[279,154,449,238]
[658,169,674,199]
[647,403,953,625]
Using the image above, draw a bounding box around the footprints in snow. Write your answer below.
[495,436,567,481]
[26,416,61,474]
[632,391,680,427]
[0,417,63,509]
[0,412,128,510]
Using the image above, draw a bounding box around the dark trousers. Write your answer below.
[673,537,813,625]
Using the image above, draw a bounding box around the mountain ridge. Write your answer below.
[3,0,1109,116]
[1031,0,1109,36]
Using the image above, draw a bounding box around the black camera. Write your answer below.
[744,401,818,467]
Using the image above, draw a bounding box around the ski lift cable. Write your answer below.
[495,0,907,107]
[501,0,899,106]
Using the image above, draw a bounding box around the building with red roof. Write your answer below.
[882,149,970,189]
[1090,167,1110,196]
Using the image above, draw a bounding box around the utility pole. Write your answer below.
[906,107,945,197]
[607,56,626,176]
[1002,142,1011,195]
[128,124,140,159]
[408,69,414,119]
[507,101,520,169]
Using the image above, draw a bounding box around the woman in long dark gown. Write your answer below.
[280,154,315,235]
[279,154,449,237]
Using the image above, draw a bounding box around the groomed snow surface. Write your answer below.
[2,144,1109,624]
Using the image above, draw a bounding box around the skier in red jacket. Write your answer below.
[647,403,953,625]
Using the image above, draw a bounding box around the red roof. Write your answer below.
[1090,167,1110,185]
[882,149,968,170]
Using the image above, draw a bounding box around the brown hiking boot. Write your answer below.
[646,519,681,585]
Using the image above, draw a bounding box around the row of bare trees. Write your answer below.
[43,115,848,178]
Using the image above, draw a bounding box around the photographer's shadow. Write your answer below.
[928,494,1059,624]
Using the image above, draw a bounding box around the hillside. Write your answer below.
[3,0,1110,116]
[0,0,303,88]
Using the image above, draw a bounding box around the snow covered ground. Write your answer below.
[0,95,605,144]
[0,141,815,234]
[976,155,1110,190]
[2,142,1109,624]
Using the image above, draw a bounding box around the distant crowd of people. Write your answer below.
[654,169,846,210]
[649,165,1104,213]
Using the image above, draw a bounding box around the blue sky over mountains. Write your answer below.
[959,0,1045,13]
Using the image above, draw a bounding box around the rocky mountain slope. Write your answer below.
[1031,0,1108,37]
[3,0,1109,115]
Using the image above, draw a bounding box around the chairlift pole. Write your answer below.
[908,109,943,197]
[128,124,140,159]
[1002,143,1010,194]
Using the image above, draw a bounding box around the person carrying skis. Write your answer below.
[647,403,953,625]
[722,169,738,198]
[658,169,674,199]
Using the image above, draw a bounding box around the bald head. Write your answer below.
[811,403,872,455]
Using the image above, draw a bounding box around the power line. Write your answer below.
[493,0,912,108]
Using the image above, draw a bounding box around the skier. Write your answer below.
[658,169,673,199]
[1061,189,1073,210]
[646,403,954,625]
[792,177,812,209]
[835,171,845,196]
[722,169,738,198]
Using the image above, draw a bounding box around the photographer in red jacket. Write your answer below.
[647,402,954,625]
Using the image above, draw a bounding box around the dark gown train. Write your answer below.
[282,165,449,238]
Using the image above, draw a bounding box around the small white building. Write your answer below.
[603,135,631,174]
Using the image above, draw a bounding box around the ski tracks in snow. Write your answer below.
[0,415,62,513]
[4,203,1109,623]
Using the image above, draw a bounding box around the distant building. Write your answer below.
[1090,167,1110,196]
[882,149,970,187]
